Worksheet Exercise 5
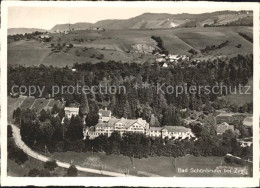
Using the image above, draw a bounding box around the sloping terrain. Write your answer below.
[51,22,93,32]
[8,28,47,35]
[50,11,252,31]
[8,26,253,67]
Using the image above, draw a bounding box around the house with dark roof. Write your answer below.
[98,107,112,122]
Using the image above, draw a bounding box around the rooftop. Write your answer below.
[243,116,253,127]
[150,127,162,131]
[162,126,191,133]
[64,107,79,112]
[216,112,233,117]
[216,123,234,134]
[99,108,112,117]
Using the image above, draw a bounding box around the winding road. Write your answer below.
[10,124,135,177]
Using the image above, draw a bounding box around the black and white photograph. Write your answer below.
[0,1,259,187]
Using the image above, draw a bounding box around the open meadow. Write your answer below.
[8,26,252,67]
[48,151,250,177]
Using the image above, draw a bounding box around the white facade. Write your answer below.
[162,62,168,68]
[161,127,194,139]
[64,107,79,119]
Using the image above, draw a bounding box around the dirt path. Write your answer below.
[10,124,135,177]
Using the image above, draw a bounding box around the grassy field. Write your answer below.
[8,158,108,177]
[48,151,250,177]
[8,152,107,177]
[224,77,253,106]
[8,26,252,67]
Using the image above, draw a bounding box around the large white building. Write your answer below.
[83,108,195,140]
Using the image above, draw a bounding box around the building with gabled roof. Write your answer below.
[64,107,79,119]
[161,126,194,139]
[216,122,234,135]
[216,112,234,124]
[243,116,253,127]
[98,107,112,122]
[83,109,195,140]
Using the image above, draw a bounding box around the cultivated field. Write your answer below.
[8,26,252,67]
[8,96,62,123]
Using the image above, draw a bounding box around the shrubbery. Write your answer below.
[67,165,78,177]
[44,160,58,171]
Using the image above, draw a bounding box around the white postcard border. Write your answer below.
[1,1,259,187]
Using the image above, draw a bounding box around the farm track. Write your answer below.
[10,124,136,177]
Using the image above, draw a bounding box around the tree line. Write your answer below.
[9,53,253,127]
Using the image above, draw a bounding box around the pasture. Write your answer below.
[49,151,250,177]
[8,26,253,67]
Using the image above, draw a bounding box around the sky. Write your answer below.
[8,5,249,30]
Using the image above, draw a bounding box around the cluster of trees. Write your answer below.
[8,53,253,127]
[204,17,253,27]
[151,36,169,55]
[211,97,253,114]
[8,138,28,165]
[188,48,198,55]
[227,17,253,27]
[27,160,58,177]
[16,104,252,160]
[51,42,73,53]
[13,107,85,152]
[8,31,46,42]
[27,159,77,177]
[201,40,230,53]
[84,127,252,160]
[15,104,252,161]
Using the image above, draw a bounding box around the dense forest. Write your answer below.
[9,54,253,161]
[9,53,253,126]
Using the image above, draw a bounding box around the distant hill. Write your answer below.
[59,10,252,30]
[11,10,253,35]
[51,22,93,32]
[8,28,47,35]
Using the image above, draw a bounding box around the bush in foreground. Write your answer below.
[28,168,40,177]
[44,160,58,171]
[67,165,78,177]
